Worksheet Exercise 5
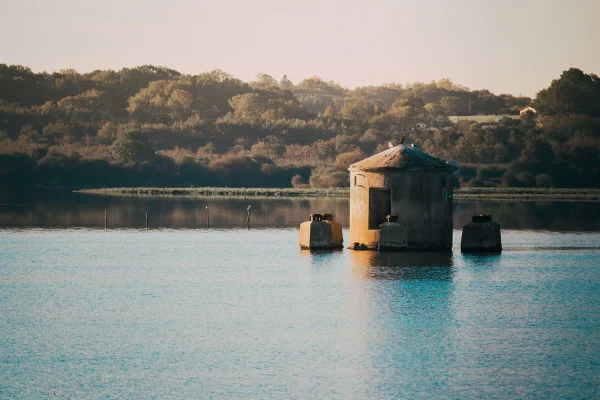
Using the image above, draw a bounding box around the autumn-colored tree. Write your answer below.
[309,166,348,187]
[0,63,598,188]
[335,148,365,169]
[111,130,155,165]
[250,73,279,90]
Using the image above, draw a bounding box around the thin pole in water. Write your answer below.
[146,212,148,230]
[246,205,251,229]
[205,206,209,229]
[104,210,107,230]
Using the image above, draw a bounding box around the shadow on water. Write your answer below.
[350,251,455,281]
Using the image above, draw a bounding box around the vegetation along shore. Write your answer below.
[77,187,600,201]
[1,65,599,190]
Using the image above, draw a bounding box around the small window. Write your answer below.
[354,174,364,187]
[369,188,391,230]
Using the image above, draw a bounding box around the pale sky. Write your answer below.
[1,0,598,97]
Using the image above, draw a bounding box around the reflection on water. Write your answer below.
[454,201,600,231]
[0,189,599,231]
[0,190,349,229]
[459,253,503,269]
[2,225,600,398]
[351,251,455,280]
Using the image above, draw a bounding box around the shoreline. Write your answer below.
[75,187,600,202]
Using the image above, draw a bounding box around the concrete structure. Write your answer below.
[348,144,457,251]
[322,213,343,248]
[378,215,407,251]
[299,213,343,250]
[461,215,502,253]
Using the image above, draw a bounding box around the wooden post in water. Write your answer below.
[246,205,251,229]
[104,210,107,229]
[205,206,209,229]
[145,212,148,230]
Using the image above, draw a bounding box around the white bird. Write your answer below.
[247,205,251,211]
[388,142,394,148]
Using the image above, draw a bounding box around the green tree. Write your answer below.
[228,92,309,122]
[127,79,195,122]
[440,96,463,115]
[534,68,600,117]
[19,124,41,142]
[279,75,294,91]
[111,130,155,164]
[57,89,109,123]
[424,103,445,117]
[250,73,278,90]
[340,99,376,123]
[309,165,347,187]
[292,76,345,114]
[290,174,306,187]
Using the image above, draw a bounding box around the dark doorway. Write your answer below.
[369,188,391,230]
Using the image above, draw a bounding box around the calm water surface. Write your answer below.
[1,191,600,398]
[0,189,599,230]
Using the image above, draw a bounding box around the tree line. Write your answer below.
[0,64,598,188]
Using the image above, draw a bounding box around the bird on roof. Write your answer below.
[388,142,394,148]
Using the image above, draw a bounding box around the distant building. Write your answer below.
[348,144,457,251]
[519,106,537,116]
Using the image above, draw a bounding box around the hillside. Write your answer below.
[0,65,598,188]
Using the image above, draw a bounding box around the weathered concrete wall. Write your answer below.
[350,171,384,249]
[299,220,343,249]
[329,220,344,248]
[350,170,454,251]
[461,217,502,253]
[379,221,407,251]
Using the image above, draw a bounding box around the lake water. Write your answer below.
[1,189,599,231]
[1,191,600,398]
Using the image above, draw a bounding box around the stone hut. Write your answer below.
[348,144,457,251]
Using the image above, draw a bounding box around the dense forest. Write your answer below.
[0,65,598,188]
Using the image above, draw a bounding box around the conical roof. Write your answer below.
[348,144,457,172]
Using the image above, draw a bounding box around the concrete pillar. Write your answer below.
[322,213,343,249]
[299,214,343,250]
[379,215,407,251]
[461,215,502,253]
